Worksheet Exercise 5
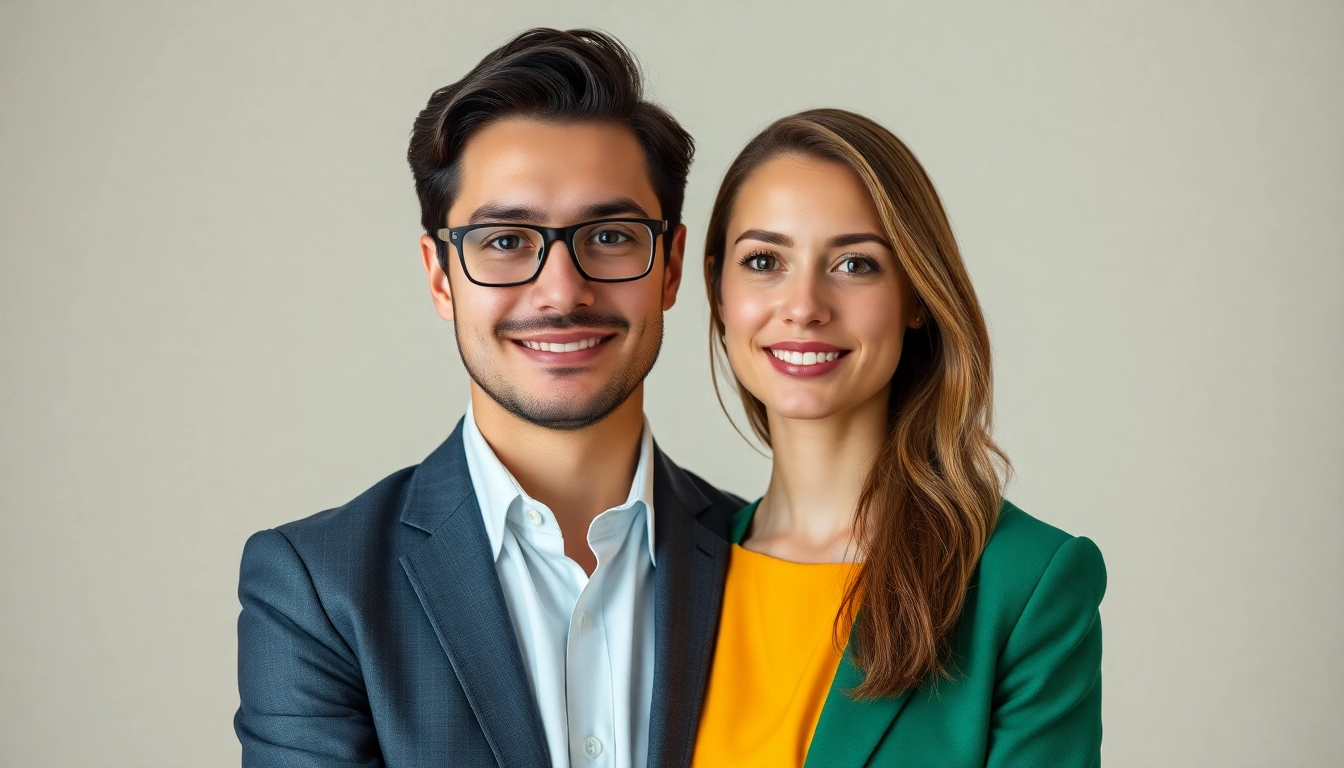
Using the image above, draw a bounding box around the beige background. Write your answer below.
[2,1,1341,766]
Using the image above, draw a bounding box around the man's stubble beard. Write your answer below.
[455,316,663,432]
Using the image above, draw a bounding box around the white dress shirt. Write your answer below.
[462,403,656,768]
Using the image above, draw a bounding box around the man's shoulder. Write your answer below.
[681,467,746,511]
[272,464,419,545]
[657,450,746,540]
[258,424,468,557]
[236,462,431,622]
[239,465,425,588]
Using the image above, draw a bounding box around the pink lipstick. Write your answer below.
[762,341,849,377]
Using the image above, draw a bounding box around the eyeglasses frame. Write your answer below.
[435,217,669,288]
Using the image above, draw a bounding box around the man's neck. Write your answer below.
[470,381,646,572]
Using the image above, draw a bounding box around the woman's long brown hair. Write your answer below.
[705,109,1008,699]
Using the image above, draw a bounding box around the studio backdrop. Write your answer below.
[1,2,1341,766]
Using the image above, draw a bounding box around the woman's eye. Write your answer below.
[836,256,878,274]
[742,253,779,272]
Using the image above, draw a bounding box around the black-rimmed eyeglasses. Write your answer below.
[436,218,668,287]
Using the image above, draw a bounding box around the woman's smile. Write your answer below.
[762,341,850,377]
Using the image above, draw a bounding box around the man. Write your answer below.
[235,28,741,768]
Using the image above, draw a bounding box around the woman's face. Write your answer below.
[719,154,923,422]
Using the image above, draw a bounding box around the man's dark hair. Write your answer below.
[407,28,694,242]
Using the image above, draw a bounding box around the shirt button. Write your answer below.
[578,612,591,633]
[583,736,602,758]
[524,507,542,526]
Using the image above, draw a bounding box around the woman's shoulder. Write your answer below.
[975,500,1107,618]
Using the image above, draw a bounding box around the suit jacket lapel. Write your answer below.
[647,446,731,768]
[398,421,550,767]
[804,629,913,768]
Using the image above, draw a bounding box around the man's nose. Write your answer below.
[529,240,596,314]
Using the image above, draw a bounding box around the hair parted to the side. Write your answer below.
[704,108,1009,700]
[407,28,694,242]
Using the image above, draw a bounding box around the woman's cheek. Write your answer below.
[721,283,771,387]
[849,291,906,378]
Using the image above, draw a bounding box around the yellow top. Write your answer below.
[691,544,859,768]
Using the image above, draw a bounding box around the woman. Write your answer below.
[691,109,1106,767]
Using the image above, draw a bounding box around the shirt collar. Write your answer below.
[461,402,657,565]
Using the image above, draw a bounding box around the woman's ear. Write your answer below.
[908,300,926,329]
[421,234,455,322]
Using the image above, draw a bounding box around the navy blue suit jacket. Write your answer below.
[235,420,742,767]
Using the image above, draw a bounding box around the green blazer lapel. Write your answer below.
[804,628,913,768]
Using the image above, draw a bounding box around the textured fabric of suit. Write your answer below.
[235,418,741,767]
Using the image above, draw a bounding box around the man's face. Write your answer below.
[420,119,685,430]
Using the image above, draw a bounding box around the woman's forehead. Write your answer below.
[728,155,885,249]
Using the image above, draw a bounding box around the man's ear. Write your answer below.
[661,223,687,312]
[421,234,455,322]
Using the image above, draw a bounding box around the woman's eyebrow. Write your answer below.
[828,232,891,249]
[732,230,892,249]
[734,229,794,247]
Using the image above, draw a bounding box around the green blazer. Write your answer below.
[725,500,1106,767]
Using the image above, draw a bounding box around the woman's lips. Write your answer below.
[763,344,850,377]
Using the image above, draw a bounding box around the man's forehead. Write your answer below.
[449,119,659,225]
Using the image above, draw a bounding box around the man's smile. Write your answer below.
[510,331,617,361]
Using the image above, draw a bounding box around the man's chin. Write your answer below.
[474,377,633,432]
[499,398,624,431]
[462,338,656,432]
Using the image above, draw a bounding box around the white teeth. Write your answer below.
[770,349,841,365]
[521,337,602,353]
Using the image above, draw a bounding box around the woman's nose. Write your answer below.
[780,271,832,326]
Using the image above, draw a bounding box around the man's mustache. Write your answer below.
[495,310,630,337]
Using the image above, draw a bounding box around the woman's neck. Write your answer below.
[749,386,890,563]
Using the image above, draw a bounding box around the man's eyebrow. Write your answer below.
[578,197,651,220]
[467,204,545,225]
[828,232,892,249]
[734,229,794,247]
[466,199,652,225]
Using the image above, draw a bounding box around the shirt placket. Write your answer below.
[566,509,633,767]
[509,496,585,768]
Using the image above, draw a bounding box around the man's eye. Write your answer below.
[837,256,877,274]
[489,235,526,251]
[592,229,630,245]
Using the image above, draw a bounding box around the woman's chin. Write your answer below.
[756,384,891,426]
[762,398,850,423]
